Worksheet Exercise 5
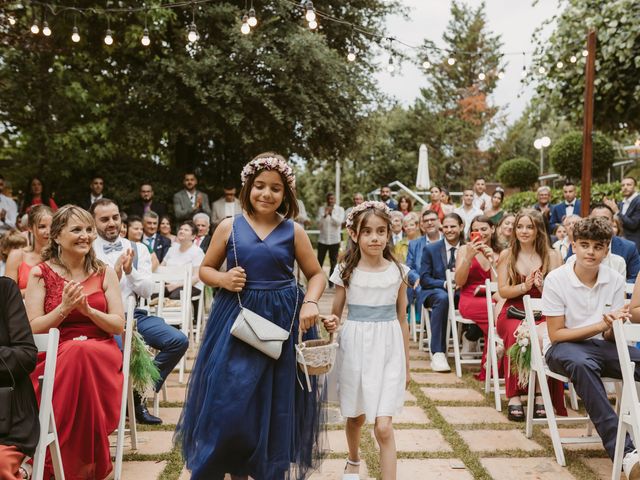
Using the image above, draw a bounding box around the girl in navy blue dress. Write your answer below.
[176,152,334,479]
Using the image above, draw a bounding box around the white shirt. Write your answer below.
[90,194,103,204]
[296,200,309,226]
[93,236,154,304]
[622,192,639,215]
[541,263,625,354]
[454,206,483,236]
[425,233,443,244]
[564,201,576,217]
[472,192,492,211]
[317,205,345,245]
[224,202,236,219]
[163,243,205,269]
[142,233,157,251]
[0,193,18,231]
[392,232,403,245]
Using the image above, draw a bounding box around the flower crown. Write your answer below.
[345,201,391,229]
[241,156,296,189]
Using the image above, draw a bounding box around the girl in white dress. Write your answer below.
[327,201,410,480]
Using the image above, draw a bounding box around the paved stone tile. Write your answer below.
[308,459,369,479]
[126,430,175,455]
[122,460,166,478]
[166,372,191,386]
[157,407,183,425]
[404,390,417,402]
[458,429,543,452]
[410,359,431,370]
[397,459,473,479]
[541,427,606,451]
[480,457,578,479]
[326,406,344,425]
[394,405,430,424]
[437,406,510,424]
[165,386,187,403]
[371,429,451,452]
[409,350,431,360]
[327,429,349,454]
[583,458,626,480]
[421,387,485,402]
[412,372,463,385]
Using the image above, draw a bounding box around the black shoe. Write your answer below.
[135,404,163,425]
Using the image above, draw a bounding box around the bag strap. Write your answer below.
[231,217,299,334]
[0,356,16,389]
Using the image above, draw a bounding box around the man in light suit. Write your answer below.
[173,173,211,222]
[549,181,581,232]
[211,185,242,228]
[604,176,640,252]
[420,212,464,372]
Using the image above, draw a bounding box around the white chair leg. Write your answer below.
[568,382,579,410]
[450,311,463,378]
[491,332,502,412]
[49,411,65,480]
[525,370,536,439]
[195,295,204,345]
[539,371,567,466]
[409,303,417,342]
[612,414,627,480]
[128,384,138,450]
[153,390,160,417]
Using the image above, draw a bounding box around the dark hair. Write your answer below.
[238,152,299,220]
[326,192,335,200]
[492,190,504,201]
[340,206,405,288]
[184,172,197,178]
[563,181,575,188]
[573,217,613,243]
[474,177,485,182]
[469,215,498,252]
[623,176,637,186]
[397,195,413,212]
[127,215,143,225]
[590,202,615,217]
[22,176,52,213]
[180,220,197,236]
[91,175,104,182]
[443,212,464,226]
[89,198,119,216]
[552,223,567,235]
[0,174,4,181]
[422,209,438,220]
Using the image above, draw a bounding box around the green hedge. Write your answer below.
[497,157,539,189]
[501,182,622,213]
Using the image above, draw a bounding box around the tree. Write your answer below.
[497,157,539,190]
[549,131,615,180]
[530,0,640,133]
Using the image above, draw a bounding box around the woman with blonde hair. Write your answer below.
[25,205,125,479]
[394,212,420,263]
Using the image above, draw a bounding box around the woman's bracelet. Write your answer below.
[302,300,319,308]
[57,305,68,321]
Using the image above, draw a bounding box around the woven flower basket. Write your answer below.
[296,317,338,390]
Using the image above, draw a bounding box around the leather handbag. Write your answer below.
[507,305,542,322]
[229,219,298,360]
[0,357,15,435]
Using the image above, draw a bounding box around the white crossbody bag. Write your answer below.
[229,219,298,360]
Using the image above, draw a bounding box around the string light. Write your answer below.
[347,45,356,62]
[187,23,198,42]
[520,66,527,78]
[498,71,505,79]
[141,28,151,46]
[422,60,431,69]
[247,7,258,27]
[42,21,51,36]
[570,55,577,63]
[104,29,114,45]
[241,14,251,34]
[478,72,486,80]
[308,19,318,30]
[582,49,588,57]
[538,66,546,74]
[71,26,80,43]
[30,19,39,34]
[447,56,456,66]
[8,15,16,26]
[387,56,395,73]
[305,1,316,23]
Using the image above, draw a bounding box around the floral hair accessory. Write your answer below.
[241,156,296,189]
[345,201,390,229]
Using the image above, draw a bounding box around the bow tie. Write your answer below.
[566,203,574,207]
[103,241,124,254]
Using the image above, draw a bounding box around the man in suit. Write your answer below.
[380,185,398,210]
[549,181,581,232]
[210,185,242,228]
[193,212,212,252]
[142,211,172,263]
[390,211,405,246]
[129,183,168,219]
[420,212,464,372]
[79,175,104,210]
[173,173,211,222]
[604,176,640,252]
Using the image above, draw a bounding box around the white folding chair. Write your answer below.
[483,280,505,411]
[408,302,417,342]
[523,295,620,466]
[612,321,640,479]
[446,269,482,378]
[32,328,65,480]
[113,297,138,480]
[418,306,431,354]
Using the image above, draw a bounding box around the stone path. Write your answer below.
[115,290,623,479]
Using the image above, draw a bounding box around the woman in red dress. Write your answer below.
[496,209,563,422]
[20,177,58,215]
[25,205,124,480]
[456,215,499,380]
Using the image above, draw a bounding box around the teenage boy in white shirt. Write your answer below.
[542,217,640,479]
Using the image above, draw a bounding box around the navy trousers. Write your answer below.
[546,339,640,460]
[424,288,457,354]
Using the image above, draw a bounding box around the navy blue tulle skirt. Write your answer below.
[175,283,326,480]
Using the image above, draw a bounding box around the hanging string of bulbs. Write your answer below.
[4,0,591,80]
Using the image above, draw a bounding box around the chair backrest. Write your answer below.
[485,279,497,330]
[153,264,193,311]
[523,295,545,372]
[445,269,455,320]
[613,321,640,391]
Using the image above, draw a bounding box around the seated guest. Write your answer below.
[554,214,580,261]
[210,185,242,228]
[397,195,413,216]
[456,215,499,378]
[126,215,144,243]
[495,213,515,252]
[604,176,640,252]
[119,212,128,238]
[173,172,211,223]
[546,217,640,478]
[496,209,563,422]
[142,211,171,263]
[613,215,623,237]
[162,221,205,299]
[79,175,105,211]
[192,213,212,252]
[0,277,39,480]
[20,177,58,215]
[25,205,125,479]
[129,183,167,219]
[0,231,27,278]
[159,215,176,243]
[390,211,405,248]
[92,199,188,425]
[549,181,581,232]
[484,189,505,225]
[5,205,53,296]
[0,174,19,236]
[394,212,420,263]
[420,213,464,372]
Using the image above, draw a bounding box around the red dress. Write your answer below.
[30,263,123,480]
[458,257,491,379]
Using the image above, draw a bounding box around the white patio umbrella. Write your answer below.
[416,144,431,190]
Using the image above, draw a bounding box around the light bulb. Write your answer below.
[305,1,316,22]
[538,66,546,74]
[241,15,251,34]
[447,57,456,66]
[247,8,257,27]
[104,29,113,45]
[71,26,80,43]
[520,67,527,78]
[387,57,395,73]
[541,136,551,147]
[141,28,150,46]
[570,55,577,63]
[347,46,356,62]
[422,60,431,69]
[556,61,564,69]
[42,21,51,36]
[187,23,198,43]
[8,15,16,26]
[498,71,505,79]
[582,49,588,57]
[30,20,39,34]
[478,72,486,80]
[308,19,317,30]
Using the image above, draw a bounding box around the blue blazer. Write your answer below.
[565,235,640,283]
[549,200,581,232]
[151,234,172,263]
[406,237,433,308]
[618,196,640,251]
[419,239,448,292]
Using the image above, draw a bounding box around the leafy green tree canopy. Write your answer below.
[549,131,615,180]
[497,157,538,190]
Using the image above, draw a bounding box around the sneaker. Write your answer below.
[431,352,451,372]
[461,336,479,359]
[623,449,640,480]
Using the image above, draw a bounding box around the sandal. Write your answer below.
[342,459,360,480]
[19,463,32,480]
[533,396,547,419]
[507,404,525,422]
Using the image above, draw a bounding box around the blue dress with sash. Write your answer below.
[176,215,325,480]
